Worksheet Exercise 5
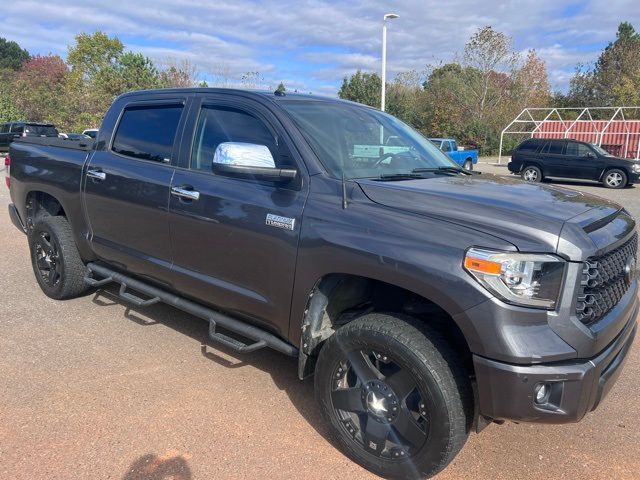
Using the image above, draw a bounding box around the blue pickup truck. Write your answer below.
[429,138,478,170]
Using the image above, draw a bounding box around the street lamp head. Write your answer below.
[384,13,399,21]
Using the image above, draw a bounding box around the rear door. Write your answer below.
[167,95,308,335]
[83,97,188,284]
[539,140,566,177]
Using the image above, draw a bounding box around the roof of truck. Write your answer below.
[117,87,372,107]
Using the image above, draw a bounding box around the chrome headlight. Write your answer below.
[464,248,565,309]
[631,163,640,173]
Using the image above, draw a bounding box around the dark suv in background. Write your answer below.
[508,138,640,188]
[0,121,59,153]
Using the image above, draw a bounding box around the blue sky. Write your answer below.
[2,0,638,95]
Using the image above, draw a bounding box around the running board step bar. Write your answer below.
[84,262,298,357]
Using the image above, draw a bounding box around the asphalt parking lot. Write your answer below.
[1,162,639,480]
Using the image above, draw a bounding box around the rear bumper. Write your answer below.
[474,298,638,423]
[8,203,26,234]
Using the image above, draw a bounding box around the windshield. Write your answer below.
[592,144,613,156]
[280,100,458,179]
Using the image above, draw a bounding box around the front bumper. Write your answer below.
[474,301,638,423]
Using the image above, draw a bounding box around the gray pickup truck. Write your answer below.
[7,88,638,479]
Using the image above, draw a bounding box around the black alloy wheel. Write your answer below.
[330,349,429,460]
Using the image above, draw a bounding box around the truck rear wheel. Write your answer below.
[29,216,89,300]
[315,313,472,479]
[521,165,542,182]
[463,159,473,171]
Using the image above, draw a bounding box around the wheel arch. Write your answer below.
[297,273,473,381]
[23,188,96,261]
[25,190,67,226]
[599,166,629,182]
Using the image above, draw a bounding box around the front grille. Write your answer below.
[576,232,637,326]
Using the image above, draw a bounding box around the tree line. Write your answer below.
[0,32,282,132]
[0,23,638,149]
[339,23,640,155]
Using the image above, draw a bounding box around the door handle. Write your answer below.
[87,169,106,181]
[171,186,200,201]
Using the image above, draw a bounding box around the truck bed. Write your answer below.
[13,136,94,151]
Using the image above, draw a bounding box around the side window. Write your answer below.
[0,124,7,134]
[565,142,578,156]
[191,105,285,172]
[451,141,458,151]
[518,140,539,152]
[441,141,451,152]
[11,124,24,134]
[548,141,564,155]
[540,142,550,154]
[112,104,183,163]
[577,144,593,157]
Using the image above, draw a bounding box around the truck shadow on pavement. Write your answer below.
[91,286,334,444]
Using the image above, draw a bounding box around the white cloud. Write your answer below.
[2,0,638,94]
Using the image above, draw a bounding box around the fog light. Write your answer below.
[534,383,550,404]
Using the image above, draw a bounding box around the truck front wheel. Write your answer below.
[28,216,89,300]
[315,313,472,479]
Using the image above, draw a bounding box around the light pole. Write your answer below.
[381,13,399,112]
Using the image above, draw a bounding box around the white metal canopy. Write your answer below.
[498,107,640,163]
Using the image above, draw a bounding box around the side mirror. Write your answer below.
[211,142,297,183]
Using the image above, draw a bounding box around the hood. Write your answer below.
[357,173,622,255]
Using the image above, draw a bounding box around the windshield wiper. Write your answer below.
[412,166,470,175]
[377,173,425,181]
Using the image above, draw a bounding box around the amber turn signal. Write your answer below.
[463,256,502,275]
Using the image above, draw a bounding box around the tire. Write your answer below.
[521,165,542,182]
[463,159,473,171]
[602,169,627,189]
[315,313,472,479]
[29,216,89,300]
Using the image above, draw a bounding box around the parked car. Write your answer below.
[82,128,98,139]
[59,132,91,141]
[7,88,638,479]
[508,137,640,188]
[0,121,59,152]
[429,138,478,170]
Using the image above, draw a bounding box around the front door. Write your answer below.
[564,141,604,180]
[83,100,185,284]
[168,97,308,335]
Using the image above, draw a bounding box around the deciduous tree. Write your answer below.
[338,70,381,108]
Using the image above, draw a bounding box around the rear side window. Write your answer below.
[191,105,283,172]
[11,124,24,134]
[517,140,539,152]
[0,123,8,134]
[541,140,564,155]
[112,104,183,163]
